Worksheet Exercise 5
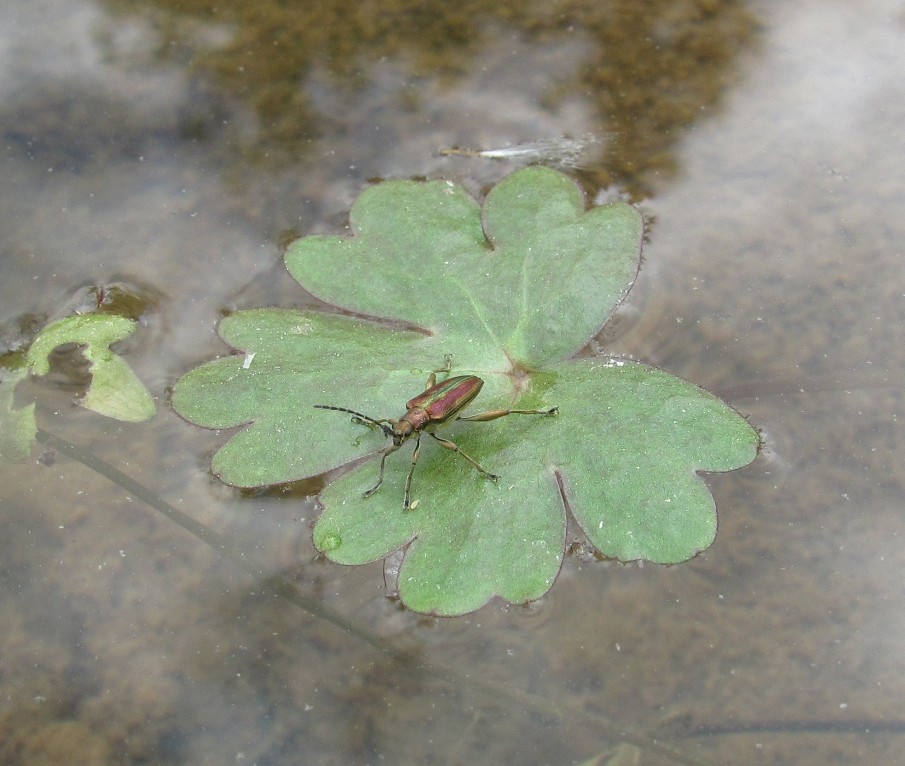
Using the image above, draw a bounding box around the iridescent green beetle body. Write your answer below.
[399,374,483,434]
[315,358,557,510]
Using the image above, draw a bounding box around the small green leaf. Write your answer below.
[173,167,759,615]
[26,314,155,422]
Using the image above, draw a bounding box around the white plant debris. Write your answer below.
[439,133,602,169]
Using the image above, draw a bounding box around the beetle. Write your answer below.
[314,358,557,509]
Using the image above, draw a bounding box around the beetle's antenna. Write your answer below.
[314,405,392,437]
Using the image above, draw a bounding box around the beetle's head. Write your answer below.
[390,419,415,446]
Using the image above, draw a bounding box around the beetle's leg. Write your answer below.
[423,354,454,390]
[428,432,500,481]
[402,433,424,510]
[457,406,558,422]
[364,442,399,498]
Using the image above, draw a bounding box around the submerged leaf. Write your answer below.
[0,370,36,462]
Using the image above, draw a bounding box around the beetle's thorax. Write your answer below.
[390,414,422,445]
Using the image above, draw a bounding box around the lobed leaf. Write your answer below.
[173,167,759,614]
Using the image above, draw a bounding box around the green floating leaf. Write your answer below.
[173,166,759,615]
[26,314,155,422]
[0,370,37,462]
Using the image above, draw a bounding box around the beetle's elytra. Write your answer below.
[315,357,557,509]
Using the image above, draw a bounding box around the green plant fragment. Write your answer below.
[26,314,155,422]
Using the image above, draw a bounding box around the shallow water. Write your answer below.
[2,1,904,764]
